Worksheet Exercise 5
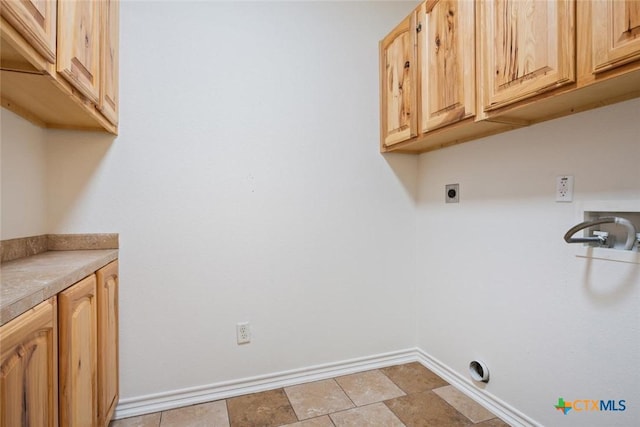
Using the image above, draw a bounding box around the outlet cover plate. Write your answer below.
[236,322,251,344]
[446,184,459,203]
[556,175,574,202]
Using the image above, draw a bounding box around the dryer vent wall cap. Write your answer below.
[470,360,490,383]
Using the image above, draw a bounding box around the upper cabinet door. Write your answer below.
[592,0,640,73]
[479,0,575,112]
[419,0,475,132]
[0,0,57,63]
[380,11,418,148]
[99,0,119,126]
[57,0,101,103]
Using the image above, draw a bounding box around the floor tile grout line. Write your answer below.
[111,363,507,427]
[379,365,475,427]
[331,370,409,427]
[337,368,409,408]
[433,385,500,425]
[332,374,358,409]
[281,386,301,424]
[276,414,337,427]
[382,399,408,427]
[224,398,231,427]
[379,365,415,396]
[290,377,355,422]
[329,400,407,426]
[428,388,478,425]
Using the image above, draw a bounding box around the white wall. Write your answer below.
[1,109,48,239]
[415,98,640,427]
[44,1,419,400]
[4,1,639,425]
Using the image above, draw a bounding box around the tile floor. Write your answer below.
[110,362,510,427]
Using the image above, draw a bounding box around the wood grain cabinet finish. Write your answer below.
[591,0,640,74]
[419,0,475,132]
[96,261,119,426]
[0,298,58,427]
[478,0,575,112]
[380,11,418,148]
[58,275,98,427]
[57,0,102,104]
[380,0,640,153]
[98,0,119,126]
[0,261,118,426]
[0,0,57,64]
[0,0,118,132]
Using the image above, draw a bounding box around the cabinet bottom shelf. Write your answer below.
[1,69,117,134]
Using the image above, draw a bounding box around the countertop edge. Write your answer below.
[0,249,119,326]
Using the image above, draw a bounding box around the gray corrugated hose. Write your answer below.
[564,216,637,250]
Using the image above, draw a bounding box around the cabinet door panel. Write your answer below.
[99,0,119,125]
[480,0,575,111]
[420,0,475,132]
[380,12,417,148]
[96,261,119,426]
[59,275,98,427]
[57,0,101,103]
[0,0,56,63]
[0,299,58,427]
[592,0,640,73]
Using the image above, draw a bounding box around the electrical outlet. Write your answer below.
[446,184,459,203]
[236,322,251,344]
[556,176,574,202]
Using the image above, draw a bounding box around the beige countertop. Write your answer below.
[0,249,118,326]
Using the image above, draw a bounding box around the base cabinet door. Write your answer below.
[591,0,640,74]
[479,0,575,112]
[0,298,58,427]
[96,261,119,426]
[59,275,98,427]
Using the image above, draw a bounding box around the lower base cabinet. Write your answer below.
[0,299,58,427]
[59,275,99,427]
[97,261,119,426]
[0,260,119,427]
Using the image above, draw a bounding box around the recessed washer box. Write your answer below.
[573,201,640,264]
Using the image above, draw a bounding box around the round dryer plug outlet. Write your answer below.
[446,184,459,203]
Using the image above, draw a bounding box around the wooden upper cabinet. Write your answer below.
[591,0,640,74]
[380,0,640,153]
[99,0,119,126]
[58,275,98,427]
[0,0,57,64]
[0,298,58,427]
[57,0,101,104]
[479,0,575,112]
[0,0,119,132]
[419,0,475,132]
[380,11,418,148]
[96,261,119,426]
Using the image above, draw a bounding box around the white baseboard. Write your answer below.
[114,347,539,426]
[114,348,418,419]
[415,348,541,427]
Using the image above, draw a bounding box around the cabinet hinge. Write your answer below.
[416,22,422,33]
